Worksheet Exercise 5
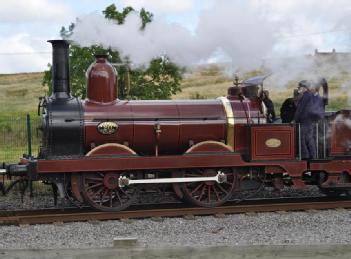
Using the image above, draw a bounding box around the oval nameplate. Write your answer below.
[265,138,281,148]
[97,121,118,135]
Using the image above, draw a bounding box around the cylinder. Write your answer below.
[48,40,70,99]
[86,54,118,104]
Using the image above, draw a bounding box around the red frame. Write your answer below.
[35,153,307,180]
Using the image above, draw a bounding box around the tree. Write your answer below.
[42,4,182,100]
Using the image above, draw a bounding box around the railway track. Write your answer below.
[1,197,351,226]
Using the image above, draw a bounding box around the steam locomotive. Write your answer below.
[2,40,351,212]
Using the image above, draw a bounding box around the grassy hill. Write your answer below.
[173,65,233,100]
[0,72,46,116]
[0,66,350,117]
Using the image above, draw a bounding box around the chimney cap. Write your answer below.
[48,39,72,45]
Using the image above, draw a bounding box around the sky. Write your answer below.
[0,0,350,73]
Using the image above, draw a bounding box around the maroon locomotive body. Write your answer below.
[2,40,351,211]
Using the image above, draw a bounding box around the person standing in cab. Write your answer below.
[261,90,276,123]
[280,89,299,123]
[293,80,316,159]
[310,79,326,158]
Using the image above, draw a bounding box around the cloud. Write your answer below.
[0,0,72,23]
[3,0,351,75]
[0,34,51,73]
[263,0,351,56]
[120,0,195,14]
[256,0,351,33]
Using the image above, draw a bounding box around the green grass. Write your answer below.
[0,72,46,115]
[0,73,44,162]
[0,115,41,163]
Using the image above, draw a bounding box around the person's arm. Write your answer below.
[294,94,307,122]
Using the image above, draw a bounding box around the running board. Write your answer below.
[118,172,227,187]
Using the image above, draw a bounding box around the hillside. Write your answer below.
[0,72,46,115]
[0,66,350,117]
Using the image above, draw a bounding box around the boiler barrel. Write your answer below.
[83,100,227,155]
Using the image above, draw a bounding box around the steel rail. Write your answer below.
[1,198,351,226]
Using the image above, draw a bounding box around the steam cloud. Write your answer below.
[70,1,275,69]
[70,0,351,88]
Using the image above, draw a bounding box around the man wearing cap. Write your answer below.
[293,80,316,159]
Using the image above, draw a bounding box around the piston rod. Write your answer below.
[118,172,227,187]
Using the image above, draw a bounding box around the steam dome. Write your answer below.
[86,54,118,104]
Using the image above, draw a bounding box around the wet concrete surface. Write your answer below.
[1,245,351,259]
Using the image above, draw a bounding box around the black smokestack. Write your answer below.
[48,40,70,99]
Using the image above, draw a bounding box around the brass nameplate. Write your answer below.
[265,138,281,148]
[97,121,118,135]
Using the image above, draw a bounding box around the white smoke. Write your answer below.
[70,1,276,69]
[70,0,351,89]
[263,54,351,89]
[335,113,351,129]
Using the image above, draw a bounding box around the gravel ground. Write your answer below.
[1,185,349,250]
[0,194,54,210]
[0,182,55,210]
[0,209,351,249]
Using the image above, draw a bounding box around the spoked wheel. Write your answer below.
[80,172,139,212]
[80,143,140,211]
[182,168,237,207]
[68,174,85,206]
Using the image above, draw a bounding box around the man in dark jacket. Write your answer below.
[293,80,316,159]
[280,89,299,123]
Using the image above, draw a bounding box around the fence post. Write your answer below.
[26,114,32,157]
